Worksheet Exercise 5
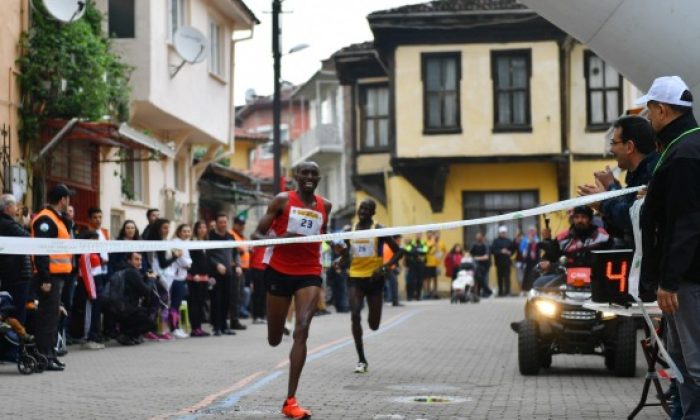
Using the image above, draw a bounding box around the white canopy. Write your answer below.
[521,0,700,118]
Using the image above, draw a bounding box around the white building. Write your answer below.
[95,0,257,235]
[291,60,354,228]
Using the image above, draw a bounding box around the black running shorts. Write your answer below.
[348,277,384,296]
[264,267,322,297]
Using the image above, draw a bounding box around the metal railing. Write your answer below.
[291,123,343,165]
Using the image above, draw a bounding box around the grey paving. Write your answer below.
[0,298,666,419]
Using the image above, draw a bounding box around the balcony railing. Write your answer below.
[291,123,343,165]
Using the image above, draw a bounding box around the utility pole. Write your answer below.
[272,0,282,194]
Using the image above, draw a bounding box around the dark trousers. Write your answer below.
[406,265,423,301]
[229,272,241,326]
[36,276,64,357]
[210,273,231,331]
[1,281,30,324]
[116,307,153,338]
[251,268,267,319]
[387,270,400,305]
[240,269,251,316]
[522,261,538,292]
[88,274,107,340]
[169,280,188,330]
[496,262,511,296]
[187,281,208,330]
[330,269,349,312]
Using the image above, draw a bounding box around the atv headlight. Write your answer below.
[601,311,617,320]
[535,300,558,318]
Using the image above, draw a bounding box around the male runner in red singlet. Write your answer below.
[252,161,332,419]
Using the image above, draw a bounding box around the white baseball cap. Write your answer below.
[498,225,508,233]
[635,76,692,107]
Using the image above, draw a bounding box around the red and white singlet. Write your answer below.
[263,191,328,276]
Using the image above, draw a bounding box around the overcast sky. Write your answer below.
[233,0,416,105]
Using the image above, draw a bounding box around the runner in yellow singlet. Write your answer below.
[340,199,402,373]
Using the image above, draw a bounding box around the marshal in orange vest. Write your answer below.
[31,208,73,274]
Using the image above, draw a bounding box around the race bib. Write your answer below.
[287,206,323,236]
[351,239,375,257]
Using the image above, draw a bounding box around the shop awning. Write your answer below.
[118,123,176,158]
[34,119,177,162]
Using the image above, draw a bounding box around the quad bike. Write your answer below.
[514,256,637,377]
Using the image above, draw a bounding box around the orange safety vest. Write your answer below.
[231,229,250,269]
[31,208,73,274]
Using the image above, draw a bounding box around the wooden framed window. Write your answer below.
[121,149,144,202]
[168,0,186,41]
[49,141,96,188]
[462,190,539,246]
[422,52,461,134]
[108,0,135,38]
[360,84,389,151]
[209,19,223,76]
[491,49,531,131]
[584,50,622,130]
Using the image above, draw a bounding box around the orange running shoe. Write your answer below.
[281,397,311,419]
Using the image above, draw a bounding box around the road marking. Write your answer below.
[171,309,419,418]
[151,371,264,420]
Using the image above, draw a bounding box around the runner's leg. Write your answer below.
[287,285,320,398]
[349,283,367,363]
[366,287,383,331]
[267,294,292,347]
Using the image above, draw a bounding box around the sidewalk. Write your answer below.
[0,298,665,419]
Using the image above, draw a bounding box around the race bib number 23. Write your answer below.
[287,206,323,236]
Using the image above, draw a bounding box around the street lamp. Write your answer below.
[272,0,308,194]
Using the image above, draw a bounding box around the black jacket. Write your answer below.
[601,151,659,248]
[189,249,210,276]
[0,212,33,286]
[107,267,153,315]
[207,230,239,276]
[641,112,700,295]
[491,237,515,266]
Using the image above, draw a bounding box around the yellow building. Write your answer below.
[0,0,29,200]
[334,0,640,296]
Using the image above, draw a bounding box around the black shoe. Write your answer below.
[510,321,521,333]
[46,360,65,371]
[231,322,247,331]
[392,303,404,307]
[222,329,237,335]
[117,334,136,346]
[56,348,68,357]
[213,329,222,337]
[283,327,290,336]
[51,358,66,368]
[315,309,331,316]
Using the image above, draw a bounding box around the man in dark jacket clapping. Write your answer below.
[0,194,33,324]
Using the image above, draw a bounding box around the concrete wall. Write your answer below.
[0,0,28,192]
[394,42,562,158]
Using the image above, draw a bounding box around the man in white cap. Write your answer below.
[637,75,700,416]
[491,225,515,297]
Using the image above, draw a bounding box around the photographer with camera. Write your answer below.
[103,253,156,346]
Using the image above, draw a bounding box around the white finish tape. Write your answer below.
[0,186,643,255]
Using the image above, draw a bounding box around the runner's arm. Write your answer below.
[251,193,288,240]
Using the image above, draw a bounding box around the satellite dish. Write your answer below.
[174,26,209,64]
[41,0,86,23]
[170,26,208,78]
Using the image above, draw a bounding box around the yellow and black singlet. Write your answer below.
[348,223,384,278]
